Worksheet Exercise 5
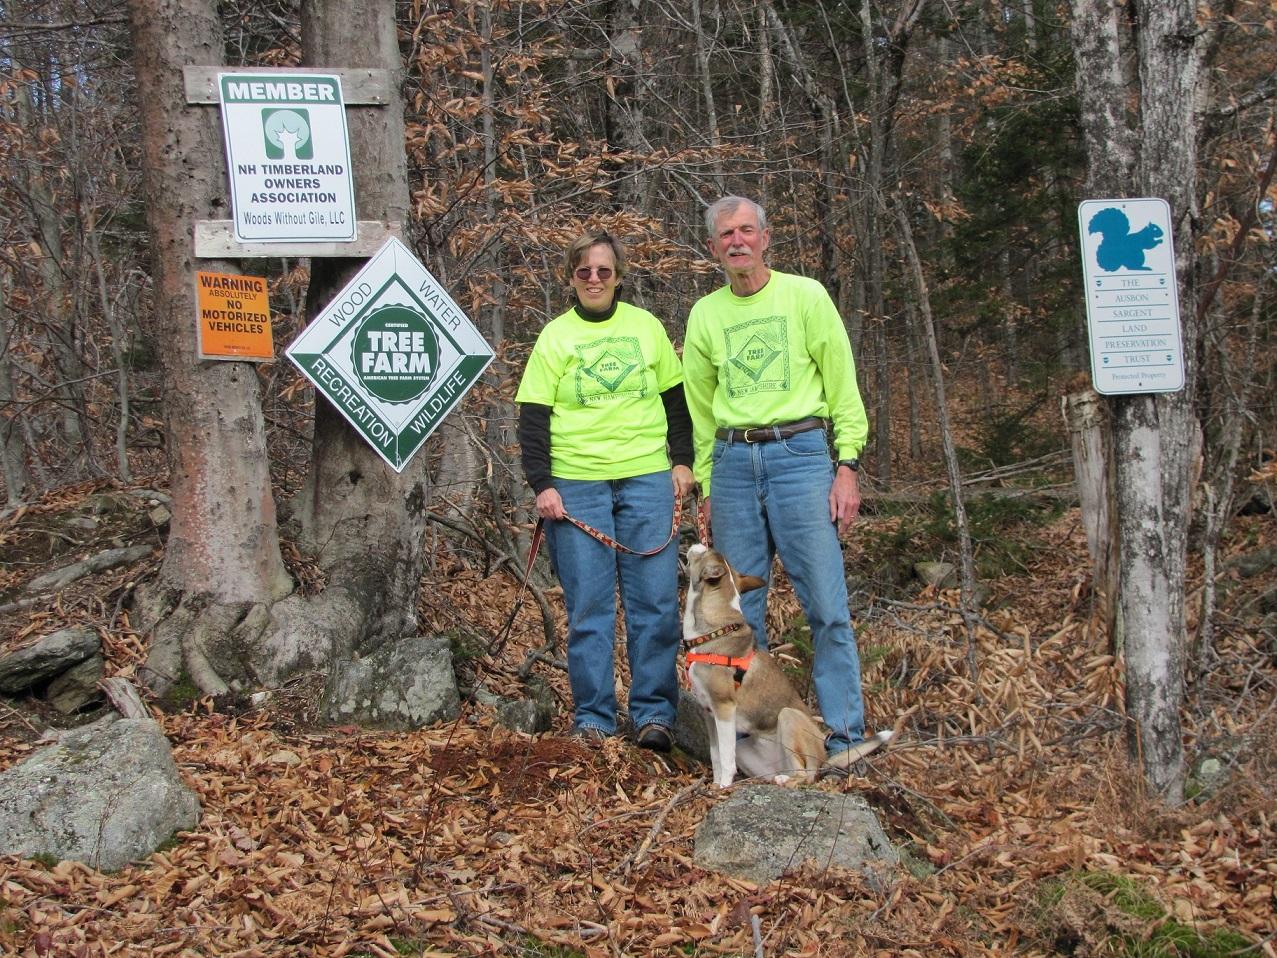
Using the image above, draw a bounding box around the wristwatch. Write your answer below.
[837,458,860,472]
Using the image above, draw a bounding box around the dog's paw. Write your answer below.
[773,773,794,786]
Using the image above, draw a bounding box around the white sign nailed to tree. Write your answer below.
[218,72,357,243]
[1077,197,1185,395]
[286,238,494,472]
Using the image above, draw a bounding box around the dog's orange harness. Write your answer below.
[682,623,754,688]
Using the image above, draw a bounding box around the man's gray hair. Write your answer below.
[704,195,768,237]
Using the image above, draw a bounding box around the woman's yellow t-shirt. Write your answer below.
[515,302,683,480]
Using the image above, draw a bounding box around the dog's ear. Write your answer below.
[734,572,766,593]
[702,561,728,585]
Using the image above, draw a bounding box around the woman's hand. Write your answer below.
[535,487,567,520]
[672,465,695,500]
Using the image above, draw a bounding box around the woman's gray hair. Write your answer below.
[704,196,768,237]
[564,231,627,285]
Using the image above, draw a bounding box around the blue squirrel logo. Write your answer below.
[1087,207,1164,271]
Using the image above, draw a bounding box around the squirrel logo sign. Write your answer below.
[1087,207,1165,271]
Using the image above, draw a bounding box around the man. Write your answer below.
[682,195,870,769]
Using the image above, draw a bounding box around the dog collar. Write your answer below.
[681,622,743,649]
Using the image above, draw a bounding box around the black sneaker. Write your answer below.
[636,723,673,753]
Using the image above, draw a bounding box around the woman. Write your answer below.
[516,231,694,750]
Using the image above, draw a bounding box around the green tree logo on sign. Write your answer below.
[262,108,313,159]
[351,306,439,403]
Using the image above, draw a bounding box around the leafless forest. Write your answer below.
[1,1,1276,955]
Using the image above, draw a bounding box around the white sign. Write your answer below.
[286,237,494,472]
[218,72,356,243]
[1078,198,1185,395]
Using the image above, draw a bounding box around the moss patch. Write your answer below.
[1034,870,1258,956]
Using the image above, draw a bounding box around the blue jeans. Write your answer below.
[545,470,680,734]
[709,428,865,752]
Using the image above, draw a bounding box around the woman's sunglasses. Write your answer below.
[574,266,614,281]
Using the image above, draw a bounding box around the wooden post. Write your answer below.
[1062,388,1119,649]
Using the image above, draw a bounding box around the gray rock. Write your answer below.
[867,558,914,591]
[321,636,460,730]
[148,505,172,528]
[27,544,153,594]
[674,689,711,762]
[0,717,200,872]
[1188,755,1231,802]
[1228,546,1277,578]
[694,784,898,884]
[46,654,105,713]
[496,696,554,734]
[914,561,958,588]
[494,678,554,734]
[0,627,100,694]
[88,492,126,515]
[1259,613,1277,648]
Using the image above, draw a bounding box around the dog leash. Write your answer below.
[489,494,683,656]
[693,490,712,547]
[487,517,545,657]
[560,495,683,556]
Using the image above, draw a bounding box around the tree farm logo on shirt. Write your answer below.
[574,336,648,404]
[724,315,790,396]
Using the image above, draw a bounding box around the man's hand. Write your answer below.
[672,464,695,499]
[535,487,566,520]
[829,467,861,536]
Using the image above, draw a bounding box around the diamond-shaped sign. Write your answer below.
[286,237,494,472]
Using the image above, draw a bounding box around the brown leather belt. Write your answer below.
[715,416,828,444]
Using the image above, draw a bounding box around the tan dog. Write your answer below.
[682,544,829,787]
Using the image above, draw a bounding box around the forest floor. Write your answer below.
[0,452,1275,956]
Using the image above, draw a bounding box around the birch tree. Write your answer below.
[1069,0,1212,802]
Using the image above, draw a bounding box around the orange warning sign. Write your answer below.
[195,271,274,361]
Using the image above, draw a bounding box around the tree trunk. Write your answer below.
[129,0,293,695]
[691,0,724,183]
[86,229,133,482]
[847,0,927,485]
[608,0,648,214]
[0,277,31,504]
[905,302,923,463]
[1068,0,1137,186]
[289,0,429,665]
[1070,0,1209,802]
[1112,395,1185,798]
[895,199,981,679]
[12,72,94,466]
[1061,389,1119,646]
[757,0,775,211]
[133,0,428,696]
[1196,275,1265,672]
